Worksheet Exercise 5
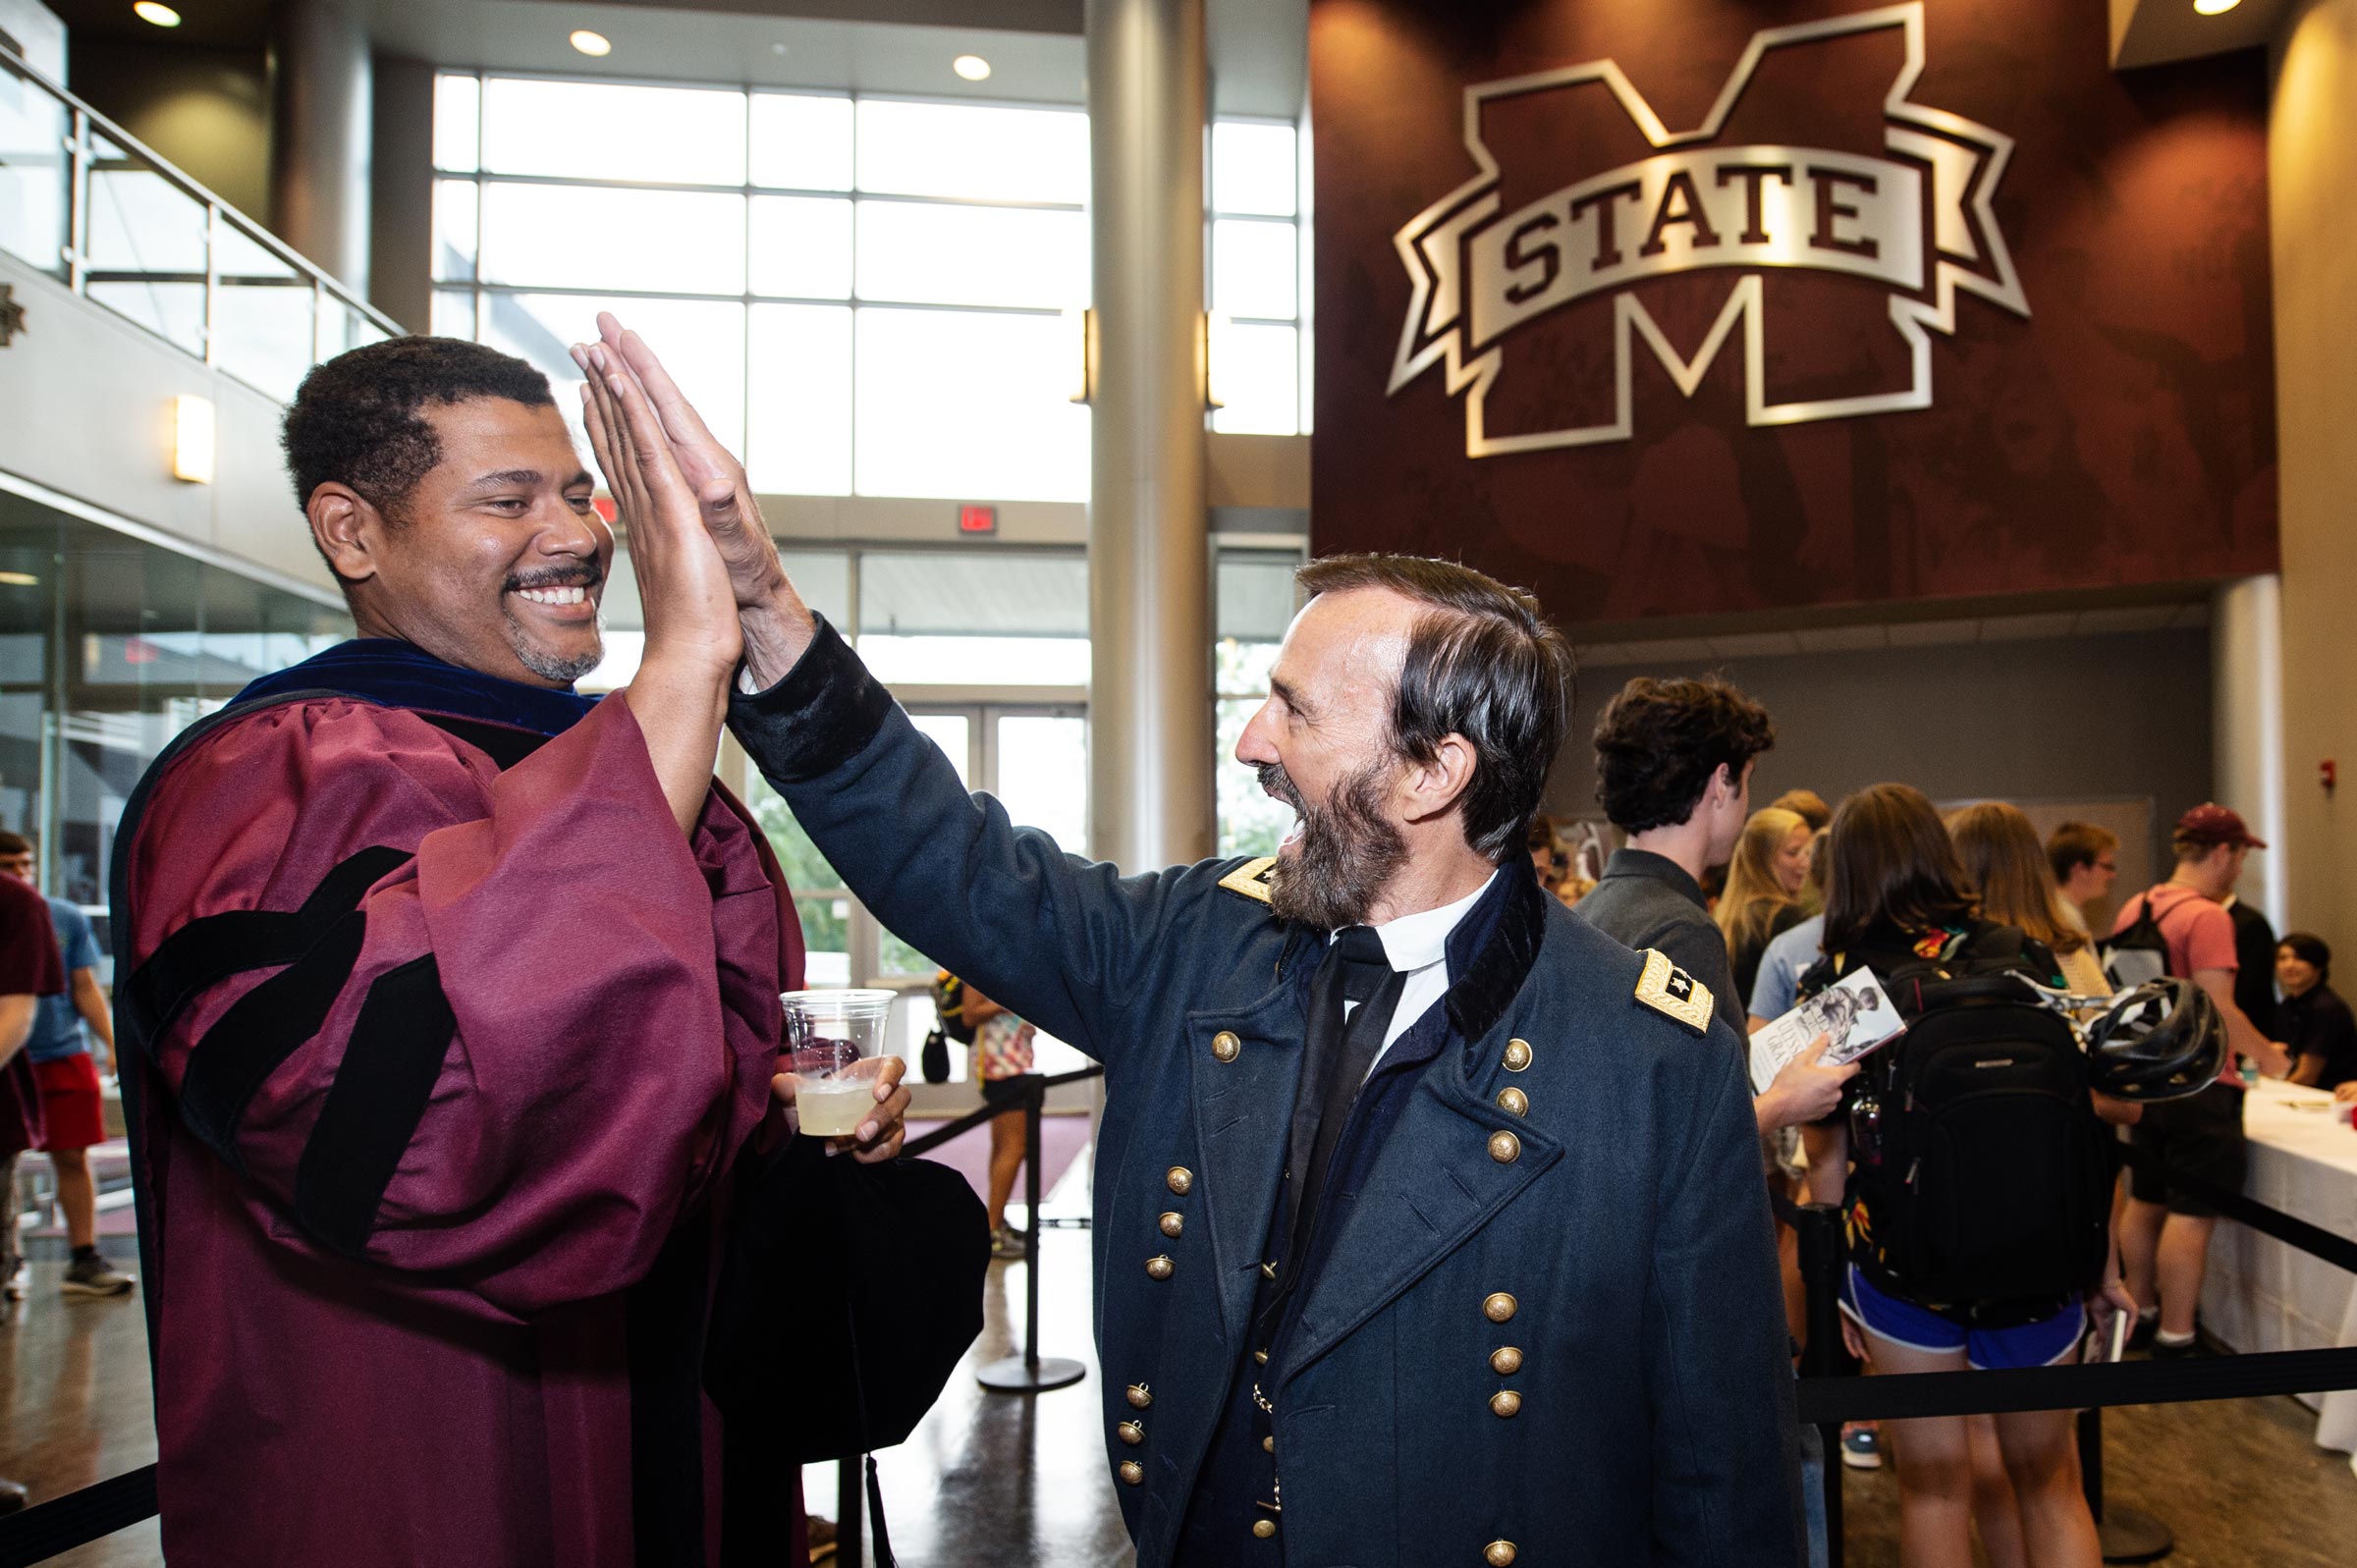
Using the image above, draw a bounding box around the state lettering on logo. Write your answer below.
[1388,2,2028,458]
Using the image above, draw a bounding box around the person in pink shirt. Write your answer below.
[2111,804,2291,1355]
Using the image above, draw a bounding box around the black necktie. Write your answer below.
[1280,925,1406,1272]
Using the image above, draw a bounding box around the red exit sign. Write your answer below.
[958,504,997,535]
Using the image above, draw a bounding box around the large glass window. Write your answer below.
[1215,549,1304,856]
[1208,118,1310,435]
[431,74,1092,504]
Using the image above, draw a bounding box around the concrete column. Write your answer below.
[2269,0,2357,950]
[2212,575,2287,931]
[267,0,371,293]
[1085,0,1215,872]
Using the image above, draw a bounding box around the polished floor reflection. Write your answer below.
[5,1224,2353,1566]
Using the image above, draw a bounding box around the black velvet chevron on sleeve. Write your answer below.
[726,615,899,786]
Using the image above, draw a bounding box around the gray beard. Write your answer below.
[505,607,604,684]
[1265,760,1408,931]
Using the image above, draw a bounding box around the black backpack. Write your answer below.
[1812,925,2112,1311]
[2100,894,2173,991]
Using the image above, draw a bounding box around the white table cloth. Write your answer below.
[2195,1078,2357,1473]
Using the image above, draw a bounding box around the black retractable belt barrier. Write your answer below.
[1794,1149,2357,1568]
[0,1465,156,1568]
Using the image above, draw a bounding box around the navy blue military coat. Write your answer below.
[733,622,1805,1568]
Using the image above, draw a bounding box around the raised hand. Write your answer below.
[574,338,740,831]
[592,314,817,685]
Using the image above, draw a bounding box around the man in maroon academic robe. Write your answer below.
[112,337,909,1566]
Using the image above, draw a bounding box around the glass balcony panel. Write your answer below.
[0,62,69,277]
[84,279,206,355]
[83,157,207,276]
[217,277,318,403]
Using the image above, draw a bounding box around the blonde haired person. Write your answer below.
[1949,802,2110,998]
[1718,806,1812,1003]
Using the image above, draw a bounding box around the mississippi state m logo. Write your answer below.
[1390,2,2028,458]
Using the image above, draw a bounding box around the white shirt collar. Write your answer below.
[1335,870,1499,974]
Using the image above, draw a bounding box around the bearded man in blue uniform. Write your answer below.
[581,316,1804,1568]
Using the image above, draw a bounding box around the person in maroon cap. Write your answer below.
[2111,803,2291,1355]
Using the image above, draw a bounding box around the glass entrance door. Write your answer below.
[743,698,1089,1116]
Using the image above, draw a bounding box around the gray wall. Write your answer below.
[1543,628,2215,880]
[69,38,271,220]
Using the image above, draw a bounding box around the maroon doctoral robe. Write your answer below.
[118,692,803,1566]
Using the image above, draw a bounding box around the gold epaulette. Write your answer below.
[1634,948,1714,1034]
[1218,856,1278,905]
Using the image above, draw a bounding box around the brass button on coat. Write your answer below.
[1490,1390,1522,1419]
[1145,1255,1175,1280]
[1490,1346,1523,1377]
[1260,1261,1278,1280]
[1503,1038,1532,1071]
[1262,1434,1274,1453]
[1212,1030,1241,1062]
[1496,1087,1528,1116]
[1126,1384,1153,1409]
[1119,1461,1143,1486]
[1253,1349,1269,1365]
[1485,1541,1518,1566]
[1159,1211,1184,1238]
[1167,1166,1194,1196]
[1118,1421,1145,1445]
[1483,1291,1518,1324]
[1252,1520,1278,1540]
[1488,1130,1522,1164]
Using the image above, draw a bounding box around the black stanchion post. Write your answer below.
[977,1076,1087,1393]
[1796,1203,1847,1568]
[836,1456,863,1565]
[2079,1405,2172,1563]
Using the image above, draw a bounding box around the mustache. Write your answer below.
[1257,762,1304,815]
[506,565,603,593]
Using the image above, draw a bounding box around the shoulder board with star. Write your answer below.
[1218,855,1278,905]
[1633,948,1714,1035]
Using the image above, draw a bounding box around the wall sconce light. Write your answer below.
[1199,312,1226,413]
[1069,307,1097,406]
[173,394,215,484]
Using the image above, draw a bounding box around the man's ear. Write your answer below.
[308,483,382,584]
[1398,732,1477,827]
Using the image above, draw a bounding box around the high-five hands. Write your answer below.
[590,314,818,685]
[573,335,740,832]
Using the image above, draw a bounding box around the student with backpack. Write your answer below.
[2105,805,2292,1355]
[1802,785,2128,1568]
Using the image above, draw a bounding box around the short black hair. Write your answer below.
[2281,931,2331,982]
[0,832,28,858]
[1294,553,1574,862]
[1590,676,1775,834]
[281,336,556,516]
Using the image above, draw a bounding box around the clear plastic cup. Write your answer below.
[782,989,895,1137]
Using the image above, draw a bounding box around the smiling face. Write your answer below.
[2276,946,2322,1000]
[312,399,612,687]
[1233,587,1419,929]
[1774,822,1813,895]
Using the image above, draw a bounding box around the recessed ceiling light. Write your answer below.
[570,29,613,57]
[132,2,182,27]
[772,42,790,56]
[2193,0,2240,13]
[953,54,992,81]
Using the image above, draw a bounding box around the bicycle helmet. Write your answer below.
[2082,978,2226,1101]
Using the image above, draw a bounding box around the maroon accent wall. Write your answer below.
[1310,0,2275,625]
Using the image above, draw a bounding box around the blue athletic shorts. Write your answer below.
[1840,1266,2085,1371]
